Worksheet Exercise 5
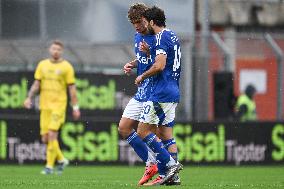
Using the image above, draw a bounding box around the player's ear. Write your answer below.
[150,20,154,26]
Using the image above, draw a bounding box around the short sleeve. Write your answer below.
[34,62,42,80]
[65,63,75,85]
[155,31,169,56]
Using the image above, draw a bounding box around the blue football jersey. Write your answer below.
[133,33,155,102]
[149,29,181,103]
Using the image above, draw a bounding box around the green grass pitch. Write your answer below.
[0,165,283,189]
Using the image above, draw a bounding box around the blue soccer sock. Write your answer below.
[143,133,175,176]
[162,138,178,162]
[126,131,155,164]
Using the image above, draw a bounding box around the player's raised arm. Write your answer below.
[68,84,81,120]
[23,80,40,109]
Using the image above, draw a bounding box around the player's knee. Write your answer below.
[118,126,133,139]
[158,132,171,140]
[41,135,48,144]
[155,129,162,139]
[157,128,173,140]
[150,126,158,135]
[156,129,165,140]
[117,126,125,137]
[48,130,58,141]
[136,129,143,138]
[117,125,124,134]
[118,120,135,138]
[137,127,149,139]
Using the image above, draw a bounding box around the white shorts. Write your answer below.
[122,98,144,121]
[139,101,177,127]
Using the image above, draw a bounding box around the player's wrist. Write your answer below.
[141,73,146,80]
[72,104,80,111]
[130,59,137,67]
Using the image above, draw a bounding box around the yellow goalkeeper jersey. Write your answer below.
[34,59,75,110]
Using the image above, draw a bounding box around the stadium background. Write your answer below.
[0,0,283,188]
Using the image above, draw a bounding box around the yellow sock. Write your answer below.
[54,140,65,162]
[46,140,57,168]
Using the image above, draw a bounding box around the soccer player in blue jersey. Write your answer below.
[118,3,158,186]
[135,6,183,186]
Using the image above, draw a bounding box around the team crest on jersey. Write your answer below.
[55,69,62,75]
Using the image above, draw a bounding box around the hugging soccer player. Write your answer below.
[118,3,158,185]
[119,3,181,186]
[134,6,183,185]
[24,40,81,175]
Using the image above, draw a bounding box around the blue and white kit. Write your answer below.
[139,29,181,126]
[122,33,155,121]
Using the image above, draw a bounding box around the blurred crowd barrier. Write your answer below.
[193,33,284,121]
[1,33,284,121]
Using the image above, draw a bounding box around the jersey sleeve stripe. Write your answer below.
[156,49,167,56]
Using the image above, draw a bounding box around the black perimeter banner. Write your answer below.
[0,72,283,165]
[0,71,137,120]
[0,119,283,165]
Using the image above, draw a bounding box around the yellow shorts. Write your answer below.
[40,109,66,135]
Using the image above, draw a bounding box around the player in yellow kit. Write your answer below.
[24,40,81,175]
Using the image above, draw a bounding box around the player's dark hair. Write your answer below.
[128,3,148,24]
[143,6,166,27]
[51,40,64,48]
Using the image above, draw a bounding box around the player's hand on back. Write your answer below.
[139,40,150,56]
[135,75,144,86]
[23,98,32,109]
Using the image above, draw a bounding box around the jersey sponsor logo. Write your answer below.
[136,52,152,65]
